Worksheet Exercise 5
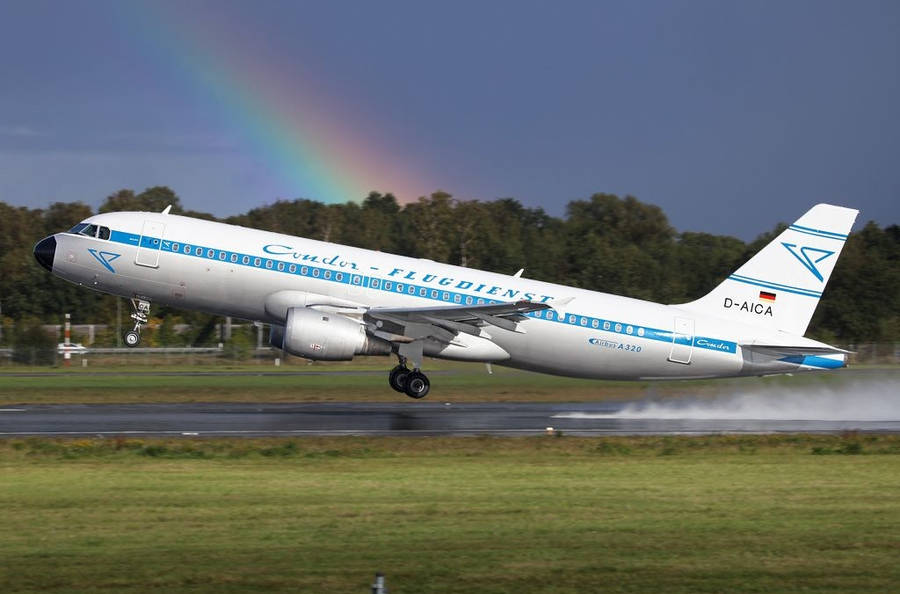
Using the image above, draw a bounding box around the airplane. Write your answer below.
[33,202,857,399]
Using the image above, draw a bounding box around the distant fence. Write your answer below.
[0,346,285,367]
[844,343,900,365]
[0,343,896,368]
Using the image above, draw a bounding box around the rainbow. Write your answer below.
[115,4,433,205]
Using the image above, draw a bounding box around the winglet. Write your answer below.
[550,297,575,319]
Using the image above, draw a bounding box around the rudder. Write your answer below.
[680,203,858,336]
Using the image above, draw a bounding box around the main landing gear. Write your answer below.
[124,298,151,348]
[388,356,430,399]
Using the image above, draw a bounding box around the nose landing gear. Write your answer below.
[124,298,151,348]
[388,356,431,399]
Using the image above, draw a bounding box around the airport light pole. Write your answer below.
[371,572,387,594]
[63,313,71,367]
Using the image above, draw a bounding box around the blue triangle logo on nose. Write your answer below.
[88,249,121,273]
[781,242,834,282]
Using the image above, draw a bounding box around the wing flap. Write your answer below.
[368,299,549,322]
[365,299,549,344]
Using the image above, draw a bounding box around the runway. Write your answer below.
[2,401,899,437]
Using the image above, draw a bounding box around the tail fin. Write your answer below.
[680,203,858,336]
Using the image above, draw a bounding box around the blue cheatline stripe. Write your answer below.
[106,230,738,355]
[110,230,139,246]
[778,355,844,369]
[729,275,823,297]
[728,274,822,298]
[788,224,848,240]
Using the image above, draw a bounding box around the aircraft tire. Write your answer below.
[124,331,141,348]
[404,371,430,399]
[389,365,410,393]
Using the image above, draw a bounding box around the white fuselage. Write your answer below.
[44,211,840,379]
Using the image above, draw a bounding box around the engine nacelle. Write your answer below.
[271,307,390,361]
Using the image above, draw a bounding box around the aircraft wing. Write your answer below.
[364,299,550,343]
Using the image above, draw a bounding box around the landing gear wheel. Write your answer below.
[125,298,151,349]
[404,370,430,399]
[389,365,410,393]
[124,330,141,347]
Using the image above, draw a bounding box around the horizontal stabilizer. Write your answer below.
[741,343,848,370]
[741,344,851,357]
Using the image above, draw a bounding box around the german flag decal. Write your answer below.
[759,291,776,302]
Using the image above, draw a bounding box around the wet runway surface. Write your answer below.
[2,401,899,437]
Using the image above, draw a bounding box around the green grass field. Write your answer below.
[1,435,899,593]
[2,360,894,404]
[2,366,897,592]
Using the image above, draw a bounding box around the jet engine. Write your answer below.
[270,307,390,361]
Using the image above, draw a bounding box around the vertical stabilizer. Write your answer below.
[680,203,858,336]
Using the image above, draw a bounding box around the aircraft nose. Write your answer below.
[33,235,57,272]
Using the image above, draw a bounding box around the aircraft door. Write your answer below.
[135,220,165,268]
[668,317,694,364]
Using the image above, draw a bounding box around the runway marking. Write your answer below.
[0,408,26,412]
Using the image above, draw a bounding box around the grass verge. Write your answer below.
[1,434,899,593]
[1,363,893,404]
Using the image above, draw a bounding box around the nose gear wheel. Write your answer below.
[124,298,151,348]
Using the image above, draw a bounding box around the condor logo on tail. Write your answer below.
[781,243,835,282]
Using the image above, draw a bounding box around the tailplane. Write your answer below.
[680,203,858,336]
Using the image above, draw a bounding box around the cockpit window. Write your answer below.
[78,224,99,238]
[67,222,111,239]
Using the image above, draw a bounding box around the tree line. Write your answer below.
[1,186,897,346]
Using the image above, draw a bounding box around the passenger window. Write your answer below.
[98,227,110,240]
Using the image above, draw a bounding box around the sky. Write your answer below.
[0,0,897,239]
